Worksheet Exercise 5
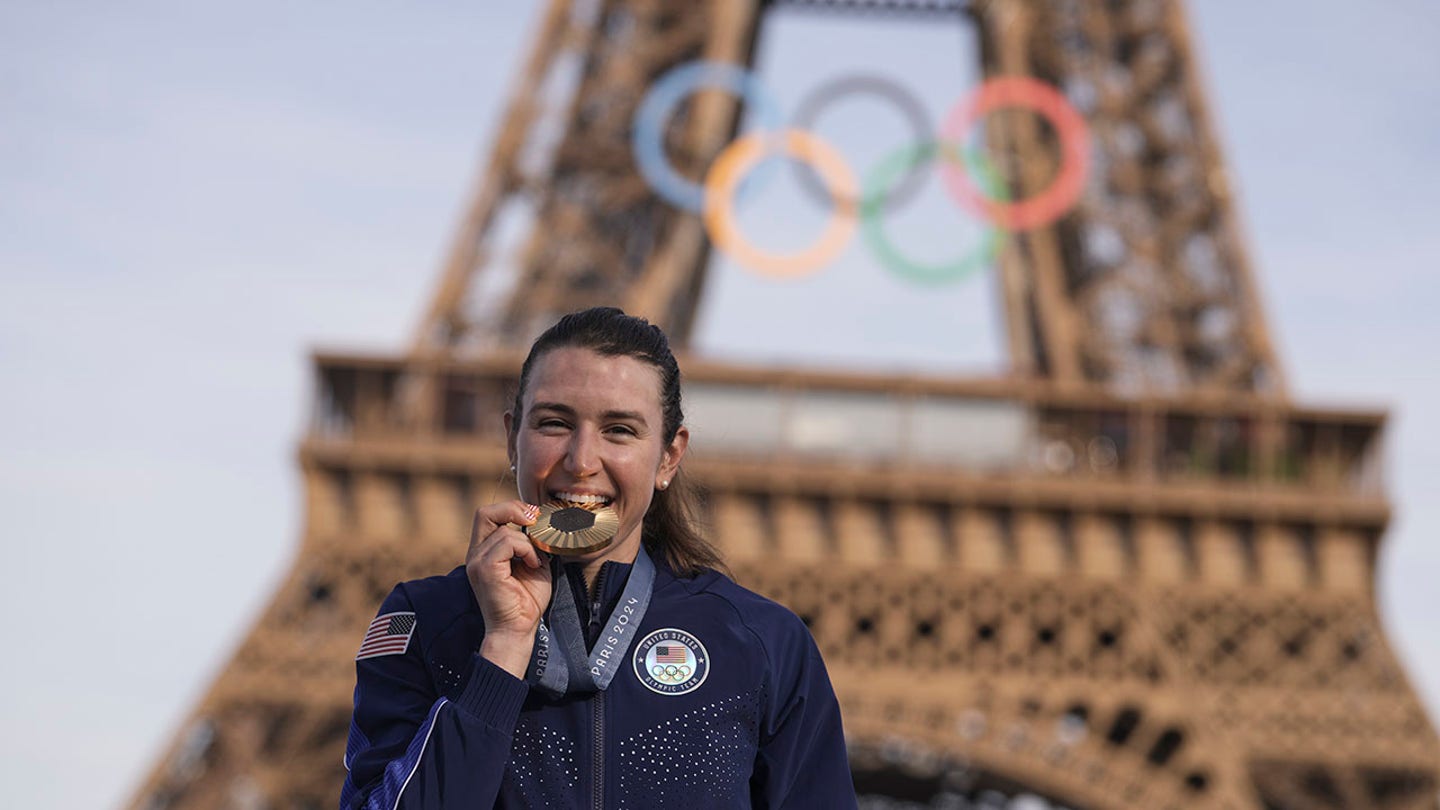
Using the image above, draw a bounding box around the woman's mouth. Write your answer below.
[550,491,614,508]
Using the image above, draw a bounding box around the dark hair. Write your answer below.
[509,307,725,577]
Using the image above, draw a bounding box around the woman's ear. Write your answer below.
[657,425,689,488]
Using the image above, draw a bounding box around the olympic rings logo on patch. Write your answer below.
[651,663,692,682]
[631,62,1091,284]
[633,628,709,696]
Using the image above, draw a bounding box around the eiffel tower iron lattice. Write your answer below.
[129,1,1440,808]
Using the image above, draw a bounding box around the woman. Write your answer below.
[340,307,856,808]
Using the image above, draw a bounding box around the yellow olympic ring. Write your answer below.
[703,129,859,279]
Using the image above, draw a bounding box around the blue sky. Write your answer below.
[2,3,1438,807]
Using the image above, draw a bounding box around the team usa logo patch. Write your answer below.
[633,628,709,695]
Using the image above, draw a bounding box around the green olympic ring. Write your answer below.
[860,143,1008,286]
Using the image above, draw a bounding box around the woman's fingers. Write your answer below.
[468,500,544,574]
[465,502,553,638]
[467,501,541,555]
[471,527,547,577]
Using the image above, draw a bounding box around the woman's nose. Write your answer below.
[565,429,601,476]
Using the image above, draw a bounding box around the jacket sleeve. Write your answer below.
[340,584,530,810]
[750,619,858,809]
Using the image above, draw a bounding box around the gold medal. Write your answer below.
[526,501,620,556]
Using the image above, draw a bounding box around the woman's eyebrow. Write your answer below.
[529,401,574,415]
[530,402,648,425]
[602,409,648,425]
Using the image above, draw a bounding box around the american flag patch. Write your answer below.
[654,645,688,664]
[356,612,417,661]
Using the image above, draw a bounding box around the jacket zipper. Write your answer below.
[587,564,608,647]
[592,689,606,809]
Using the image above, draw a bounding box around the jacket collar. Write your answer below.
[559,559,633,645]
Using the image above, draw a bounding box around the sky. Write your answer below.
[2,2,1439,808]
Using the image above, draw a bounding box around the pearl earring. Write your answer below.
[658,480,669,490]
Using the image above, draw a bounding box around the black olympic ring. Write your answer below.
[790,74,933,214]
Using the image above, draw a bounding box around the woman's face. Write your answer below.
[506,346,688,562]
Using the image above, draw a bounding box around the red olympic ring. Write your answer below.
[939,76,1090,231]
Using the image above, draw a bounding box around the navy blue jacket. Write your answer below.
[340,556,856,809]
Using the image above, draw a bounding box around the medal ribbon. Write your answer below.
[528,546,655,696]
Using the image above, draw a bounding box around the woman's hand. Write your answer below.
[466,501,550,678]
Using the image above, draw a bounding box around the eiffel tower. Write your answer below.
[129,1,1440,808]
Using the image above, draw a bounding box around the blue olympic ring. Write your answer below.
[631,61,786,213]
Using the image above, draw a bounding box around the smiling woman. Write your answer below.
[504,308,720,580]
[339,307,858,809]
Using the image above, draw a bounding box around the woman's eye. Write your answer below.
[605,424,638,437]
[536,418,569,430]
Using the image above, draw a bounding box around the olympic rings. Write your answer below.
[790,74,933,214]
[651,665,664,678]
[939,76,1090,231]
[861,144,1007,286]
[703,129,859,279]
[630,62,1093,283]
[632,61,786,213]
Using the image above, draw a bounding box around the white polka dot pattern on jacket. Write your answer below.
[618,689,763,806]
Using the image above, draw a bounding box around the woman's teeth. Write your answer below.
[553,492,612,506]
